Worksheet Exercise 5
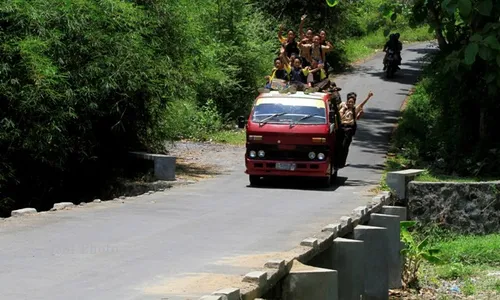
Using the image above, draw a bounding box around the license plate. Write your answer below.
[276,162,296,171]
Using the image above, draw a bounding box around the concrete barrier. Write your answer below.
[282,260,338,300]
[212,288,240,300]
[354,225,389,300]
[381,205,407,221]
[11,208,37,217]
[386,169,424,200]
[332,237,364,300]
[129,151,176,181]
[51,202,75,211]
[369,213,402,289]
[198,192,409,300]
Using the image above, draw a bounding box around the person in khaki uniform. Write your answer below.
[335,91,374,167]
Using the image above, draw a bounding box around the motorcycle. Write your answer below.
[384,49,398,78]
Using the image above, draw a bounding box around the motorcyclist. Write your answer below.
[383,34,401,70]
[394,33,403,67]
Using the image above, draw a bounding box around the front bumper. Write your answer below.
[245,158,330,177]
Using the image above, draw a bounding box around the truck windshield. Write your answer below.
[252,97,327,125]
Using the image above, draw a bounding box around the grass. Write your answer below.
[204,129,245,145]
[416,232,500,298]
[432,234,500,266]
[343,26,434,63]
[379,154,499,191]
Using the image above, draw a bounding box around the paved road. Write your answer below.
[0,42,435,300]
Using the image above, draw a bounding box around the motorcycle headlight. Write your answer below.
[249,150,256,158]
[318,153,325,160]
[308,152,316,159]
[258,150,265,158]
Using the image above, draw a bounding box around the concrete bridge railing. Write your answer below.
[197,188,411,300]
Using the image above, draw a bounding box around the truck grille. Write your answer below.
[247,144,330,161]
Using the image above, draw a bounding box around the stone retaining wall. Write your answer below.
[407,181,500,234]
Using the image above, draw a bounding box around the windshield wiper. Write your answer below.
[290,114,320,128]
[259,112,287,127]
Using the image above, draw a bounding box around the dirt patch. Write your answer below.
[140,273,254,298]
[175,158,222,182]
[166,141,244,180]
[288,259,318,272]
[213,251,297,269]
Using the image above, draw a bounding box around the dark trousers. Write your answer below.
[334,123,356,169]
[313,78,331,91]
[289,81,307,91]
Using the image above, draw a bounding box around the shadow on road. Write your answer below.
[363,63,423,85]
[406,46,439,55]
[350,107,401,156]
[176,160,223,180]
[246,175,349,192]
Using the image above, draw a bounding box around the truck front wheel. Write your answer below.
[331,169,338,182]
[249,175,262,186]
[320,175,331,188]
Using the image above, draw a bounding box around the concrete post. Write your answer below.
[381,206,407,221]
[369,213,402,289]
[332,237,365,300]
[154,155,176,181]
[212,288,240,300]
[353,225,389,300]
[282,260,338,300]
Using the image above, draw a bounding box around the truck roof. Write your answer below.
[257,90,329,102]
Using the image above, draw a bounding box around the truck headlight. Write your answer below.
[318,153,325,160]
[249,150,256,158]
[308,152,316,159]
[258,150,265,158]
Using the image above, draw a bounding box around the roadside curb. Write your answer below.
[1,179,196,222]
[11,208,37,217]
[198,190,394,299]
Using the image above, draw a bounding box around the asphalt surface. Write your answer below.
[0,42,436,300]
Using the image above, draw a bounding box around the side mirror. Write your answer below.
[328,111,335,123]
[237,116,246,129]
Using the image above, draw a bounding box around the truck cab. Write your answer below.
[238,90,340,187]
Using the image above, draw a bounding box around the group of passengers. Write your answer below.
[258,15,377,168]
[259,15,334,94]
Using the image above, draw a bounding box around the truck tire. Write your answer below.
[331,169,338,183]
[249,175,262,186]
[320,175,331,188]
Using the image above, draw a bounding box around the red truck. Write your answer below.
[237,90,342,187]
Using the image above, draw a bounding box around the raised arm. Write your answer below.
[298,15,306,40]
[280,46,290,65]
[324,41,334,53]
[298,39,311,50]
[357,91,374,108]
[278,24,285,44]
[355,91,374,119]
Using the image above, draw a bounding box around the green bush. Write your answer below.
[0,0,276,215]
[393,49,500,177]
[164,99,223,140]
[393,77,440,163]
[0,0,438,215]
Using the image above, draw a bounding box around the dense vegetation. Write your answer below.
[389,0,500,179]
[0,0,430,216]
